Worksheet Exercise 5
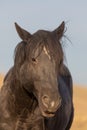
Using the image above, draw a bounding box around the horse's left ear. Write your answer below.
[54,21,65,39]
[15,22,32,42]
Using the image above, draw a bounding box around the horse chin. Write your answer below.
[41,110,55,117]
[40,107,55,117]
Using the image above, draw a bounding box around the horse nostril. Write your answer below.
[42,95,50,108]
[42,95,62,110]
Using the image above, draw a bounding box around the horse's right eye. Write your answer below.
[32,58,37,64]
[32,58,36,62]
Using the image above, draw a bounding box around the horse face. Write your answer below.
[27,46,61,117]
[15,22,65,117]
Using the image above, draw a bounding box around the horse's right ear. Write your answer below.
[15,23,32,42]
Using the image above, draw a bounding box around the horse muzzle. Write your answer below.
[40,94,62,117]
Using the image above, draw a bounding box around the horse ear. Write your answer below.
[15,22,32,42]
[54,21,65,39]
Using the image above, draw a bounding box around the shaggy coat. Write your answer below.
[0,21,74,130]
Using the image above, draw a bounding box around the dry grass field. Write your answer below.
[0,74,3,87]
[71,86,87,130]
[0,74,87,130]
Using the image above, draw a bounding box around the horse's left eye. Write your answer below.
[32,58,37,63]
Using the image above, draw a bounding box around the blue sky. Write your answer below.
[0,0,87,86]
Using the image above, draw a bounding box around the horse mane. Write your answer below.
[14,41,27,69]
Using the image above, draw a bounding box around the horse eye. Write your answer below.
[59,60,63,66]
[32,58,37,62]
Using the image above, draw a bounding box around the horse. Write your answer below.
[0,21,74,130]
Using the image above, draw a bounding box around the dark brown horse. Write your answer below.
[0,21,74,130]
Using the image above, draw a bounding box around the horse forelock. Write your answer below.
[26,30,64,64]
